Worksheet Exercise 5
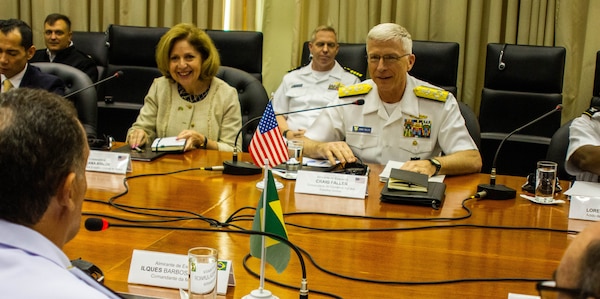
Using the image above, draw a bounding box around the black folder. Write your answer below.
[112,145,167,162]
[380,181,446,209]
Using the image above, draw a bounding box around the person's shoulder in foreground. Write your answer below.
[551,221,600,298]
[0,88,116,298]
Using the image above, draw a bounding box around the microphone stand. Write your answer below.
[64,71,124,98]
[477,105,562,200]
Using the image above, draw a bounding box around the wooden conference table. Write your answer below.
[65,147,586,299]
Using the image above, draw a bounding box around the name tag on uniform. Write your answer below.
[291,83,302,88]
[352,126,372,133]
[403,119,431,138]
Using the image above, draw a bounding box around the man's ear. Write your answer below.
[56,172,77,209]
[406,54,416,72]
[26,45,36,60]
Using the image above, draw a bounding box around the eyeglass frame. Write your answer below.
[367,53,411,64]
[536,280,596,299]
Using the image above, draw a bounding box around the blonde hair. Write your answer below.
[155,23,220,81]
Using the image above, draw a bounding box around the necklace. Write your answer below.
[178,83,211,103]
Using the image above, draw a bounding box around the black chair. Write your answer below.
[546,120,574,180]
[458,101,481,149]
[594,51,600,97]
[216,66,269,152]
[96,25,167,140]
[479,43,566,176]
[71,31,108,80]
[206,30,264,82]
[410,40,460,97]
[32,62,98,138]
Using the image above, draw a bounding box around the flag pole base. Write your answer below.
[242,289,279,299]
[255,179,283,190]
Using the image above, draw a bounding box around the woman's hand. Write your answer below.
[177,130,206,151]
[127,129,148,149]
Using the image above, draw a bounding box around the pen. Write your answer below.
[134,146,143,153]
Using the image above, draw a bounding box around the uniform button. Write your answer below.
[412,140,418,146]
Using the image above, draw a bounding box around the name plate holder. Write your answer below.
[294,170,368,199]
[86,150,131,174]
[127,249,235,295]
[565,181,600,221]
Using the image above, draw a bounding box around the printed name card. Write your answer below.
[127,249,234,295]
[86,150,131,174]
[564,181,600,221]
[294,170,368,199]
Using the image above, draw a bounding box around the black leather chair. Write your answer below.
[546,119,574,181]
[457,101,481,149]
[96,25,167,140]
[479,43,566,176]
[300,42,367,81]
[216,66,269,152]
[71,31,108,80]
[410,40,460,97]
[32,62,98,138]
[594,51,600,97]
[206,30,264,82]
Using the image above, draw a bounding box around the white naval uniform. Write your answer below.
[566,111,600,182]
[272,60,360,131]
[304,75,478,164]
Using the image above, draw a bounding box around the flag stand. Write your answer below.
[244,160,279,299]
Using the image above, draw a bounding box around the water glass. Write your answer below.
[188,247,218,299]
[286,140,304,173]
[535,161,558,203]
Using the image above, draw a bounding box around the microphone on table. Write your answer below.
[64,71,124,98]
[223,99,365,175]
[84,217,309,298]
[477,104,563,200]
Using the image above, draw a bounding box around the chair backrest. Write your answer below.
[216,66,269,152]
[457,101,481,149]
[32,62,98,138]
[300,42,367,81]
[71,31,108,79]
[97,24,166,106]
[594,51,600,97]
[546,119,575,180]
[479,43,566,176]
[410,40,460,97]
[206,30,263,82]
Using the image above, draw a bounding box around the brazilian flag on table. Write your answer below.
[249,170,290,273]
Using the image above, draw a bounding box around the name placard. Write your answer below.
[86,150,131,174]
[569,195,600,221]
[127,249,234,295]
[294,170,368,199]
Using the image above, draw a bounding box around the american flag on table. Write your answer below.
[248,102,289,167]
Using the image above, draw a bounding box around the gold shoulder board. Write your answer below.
[413,86,448,102]
[343,67,363,79]
[338,83,372,98]
[584,106,600,118]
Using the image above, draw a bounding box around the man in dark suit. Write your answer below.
[30,14,98,82]
[0,19,65,95]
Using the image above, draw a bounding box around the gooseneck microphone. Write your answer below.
[85,217,309,298]
[223,99,365,175]
[477,104,563,200]
[64,71,124,98]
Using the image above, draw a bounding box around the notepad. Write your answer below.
[387,168,428,192]
[151,136,186,152]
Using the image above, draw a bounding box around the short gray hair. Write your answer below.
[366,23,412,54]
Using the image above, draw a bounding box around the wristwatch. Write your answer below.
[429,158,441,176]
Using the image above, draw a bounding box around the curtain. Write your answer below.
[2,0,600,121]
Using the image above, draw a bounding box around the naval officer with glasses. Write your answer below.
[302,23,481,177]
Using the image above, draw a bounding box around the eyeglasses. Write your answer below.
[367,53,411,64]
[536,280,596,299]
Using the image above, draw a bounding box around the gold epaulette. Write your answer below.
[338,83,372,98]
[343,66,363,79]
[287,65,304,73]
[584,106,600,118]
[413,86,448,102]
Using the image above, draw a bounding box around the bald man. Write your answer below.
[542,222,600,298]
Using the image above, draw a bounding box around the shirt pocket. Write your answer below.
[346,131,378,150]
[285,87,306,98]
[395,137,435,157]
